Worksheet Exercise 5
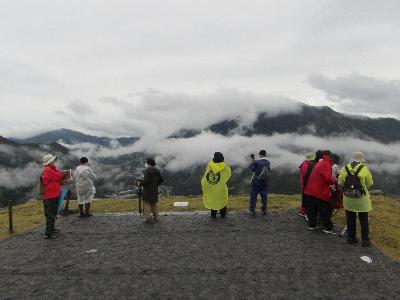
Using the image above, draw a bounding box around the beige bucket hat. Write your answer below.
[42,154,57,166]
[306,152,316,161]
[351,151,365,162]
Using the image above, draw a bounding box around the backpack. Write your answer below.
[37,175,45,194]
[343,165,365,198]
[329,188,343,209]
[257,165,270,182]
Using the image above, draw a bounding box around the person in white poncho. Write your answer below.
[75,157,96,217]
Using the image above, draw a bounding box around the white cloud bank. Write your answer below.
[59,89,302,139]
[65,131,400,174]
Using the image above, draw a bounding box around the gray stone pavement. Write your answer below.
[0,210,399,299]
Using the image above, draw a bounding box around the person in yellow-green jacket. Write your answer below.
[338,152,373,247]
[201,152,232,218]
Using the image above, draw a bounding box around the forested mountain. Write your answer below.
[2,104,400,205]
[204,105,400,143]
[12,128,139,147]
[0,136,77,205]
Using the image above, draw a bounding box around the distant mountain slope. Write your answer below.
[207,105,400,143]
[13,128,139,147]
[0,136,78,205]
[0,136,17,145]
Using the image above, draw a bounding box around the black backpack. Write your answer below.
[343,165,365,198]
[302,161,315,189]
[257,165,270,182]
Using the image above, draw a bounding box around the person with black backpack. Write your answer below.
[249,150,270,216]
[298,152,316,219]
[338,152,373,247]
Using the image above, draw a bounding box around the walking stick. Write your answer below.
[136,179,143,215]
[8,200,13,234]
[339,225,347,238]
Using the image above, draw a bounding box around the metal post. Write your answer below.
[8,200,13,234]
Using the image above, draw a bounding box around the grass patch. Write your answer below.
[1,194,399,261]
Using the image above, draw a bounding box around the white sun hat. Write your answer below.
[351,152,365,163]
[42,154,57,166]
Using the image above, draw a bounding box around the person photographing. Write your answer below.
[141,158,163,223]
[249,150,270,216]
[41,154,69,239]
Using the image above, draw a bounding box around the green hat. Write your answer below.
[306,152,316,161]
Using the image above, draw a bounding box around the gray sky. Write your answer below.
[1,0,400,138]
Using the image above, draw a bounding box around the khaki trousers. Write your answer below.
[143,201,159,221]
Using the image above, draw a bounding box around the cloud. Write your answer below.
[2,1,400,138]
[0,162,40,189]
[66,100,95,114]
[308,73,400,116]
[60,89,302,139]
[64,131,400,175]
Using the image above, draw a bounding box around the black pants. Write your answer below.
[307,196,333,230]
[43,198,58,235]
[346,210,369,241]
[302,193,313,215]
[211,206,227,218]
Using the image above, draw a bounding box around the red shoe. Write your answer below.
[298,207,306,217]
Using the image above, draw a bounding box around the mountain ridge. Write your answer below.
[12,128,139,147]
[2,104,400,204]
[206,105,400,143]
[11,105,400,144]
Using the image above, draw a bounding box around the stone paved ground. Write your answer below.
[0,210,399,299]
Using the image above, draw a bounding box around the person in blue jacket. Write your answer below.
[249,150,271,216]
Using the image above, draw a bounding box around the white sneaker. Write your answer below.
[322,228,337,235]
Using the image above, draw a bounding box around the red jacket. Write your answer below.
[41,165,64,200]
[304,155,337,201]
[299,160,311,191]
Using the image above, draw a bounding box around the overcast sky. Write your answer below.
[1,0,400,138]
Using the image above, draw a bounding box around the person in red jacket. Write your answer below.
[298,152,316,218]
[41,154,67,238]
[303,150,337,233]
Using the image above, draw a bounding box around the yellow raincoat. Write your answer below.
[338,162,373,212]
[201,161,232,210]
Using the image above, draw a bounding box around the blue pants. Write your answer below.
[249,185,268,213]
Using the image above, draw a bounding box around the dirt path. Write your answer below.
[0,210,399,299]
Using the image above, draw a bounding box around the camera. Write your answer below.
[250,154,255,159]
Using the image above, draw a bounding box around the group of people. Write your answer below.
[298,150,373,247]
[40,154,165,236]
[200,150,270,218]
[39,148,373,247]
[40,154,97,238]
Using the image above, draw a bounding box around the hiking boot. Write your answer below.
[261,211,267,216]
[362,240,371,247]
[52,229,62,236]
[249,210,256,217]
[84,213,93,218]
[347,238,358,245]
[44,234,56,239]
